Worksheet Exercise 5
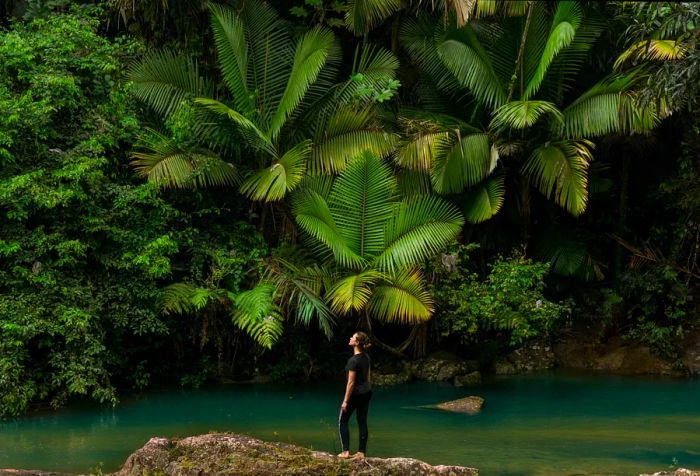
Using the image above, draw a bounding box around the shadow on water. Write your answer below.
[1,370,699,476]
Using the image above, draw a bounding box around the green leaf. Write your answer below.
[268,28,335,140]
[209,4,254,116]
[437,26,507,110]
[378,195,464,271]
[232,284,284,349]
[329,151,397,259]
[128,50,213,118]
[522,140,592,216]
[431,133,494,194]
[490,100,564,130]
[463,175,506,223]
[240,140,312,202]
[523,1,582,99]
[326,269,384,313]
[367,269,433,324]
[345,0,401,36]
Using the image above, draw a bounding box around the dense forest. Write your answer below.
[0,0,698,418]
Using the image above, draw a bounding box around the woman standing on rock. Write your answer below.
[338,331,372,459]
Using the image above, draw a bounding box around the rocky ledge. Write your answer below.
[113,433,478,476]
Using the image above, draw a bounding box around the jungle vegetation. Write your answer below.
[0,0,698,416]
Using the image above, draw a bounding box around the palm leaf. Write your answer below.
[293,188,366,269]
[209,4,253,116]
[400,18,460,97]
[463,174,506,223]
[268,28,335,141]
[437,26,507,109]
[490,100,564,130]
[614,39,687,69]
[367,269,433,324]
[194,98,274,154]
[431,133,494,194]
[523,1,582,100]
[239,0,293,130]
[558,72,661,138]
[377,194,464,272]
[329,151,397,259]
[158,283,198,316]
[240,140,311,202]
[128,49,213,117]
[311,107,398,174]
[345,0,401,37]
[131,128,238,189]
[522,140,592,216]
[326,269,384,314]
[231,284,284,349]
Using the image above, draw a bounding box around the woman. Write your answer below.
[338,331,372,459]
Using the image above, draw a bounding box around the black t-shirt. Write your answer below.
[345,353,371,394]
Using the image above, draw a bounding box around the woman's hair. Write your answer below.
[355,331,371,351]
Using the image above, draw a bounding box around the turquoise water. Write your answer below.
[1,372,700,475]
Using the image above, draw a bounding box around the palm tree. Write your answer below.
[398,1,666,223]
[293,151,463,340]
[228,151,464,350]
[129,1,399,200]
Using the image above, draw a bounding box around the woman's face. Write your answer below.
[348,334,358,346]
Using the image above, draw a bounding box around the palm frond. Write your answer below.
[293,188,366,269]
[615,39,687,70]
[490,100,563,130]
[558,72,662,138]
[367,269,433,324]
[268,28,335,141]
[194,98,274,154]
[329,151,397,260]
[209,4,253,115]
[522,140,592,216]
[128,49,213,117]
[240,140,311,202]
[400,17,462,97]
[334,44,400,106]
[378,195,464,272]
[232,284,284,349]
[463,174,505,223]
[431,133,494,194]
[437,26,507,109]
[158,283,198,316]
[239,0,293,131]
[397,170,434,196]
[395,131,450,172]
[326,269,384,314]
[523,1,582,99]
[311,107,398,174]
[345,0,401,37]
[131,128,238,189]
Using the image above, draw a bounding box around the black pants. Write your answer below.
[338,390,372,453]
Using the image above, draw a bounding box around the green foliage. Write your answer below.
[432,245,570,347]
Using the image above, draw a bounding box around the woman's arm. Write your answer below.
[341,371,356,412]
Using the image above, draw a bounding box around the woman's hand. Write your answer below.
[341,400,348,412]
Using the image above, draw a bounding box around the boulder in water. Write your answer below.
[433,396,485,414]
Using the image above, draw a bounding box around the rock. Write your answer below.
[453,371,481,387]
[641,469,700,476]
[493,360,517,375]
[407,352,476,382]
[432,396,485,415]
[0,472,71,476]
[372,372,412,386]
[112,433,478,476]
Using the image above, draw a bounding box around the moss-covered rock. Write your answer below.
[112,433,478,476]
